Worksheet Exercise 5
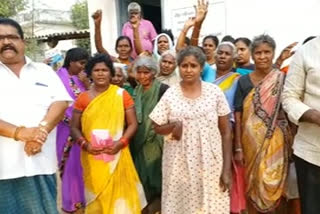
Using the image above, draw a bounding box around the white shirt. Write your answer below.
[0,57,72,179]
[282,36,320,166]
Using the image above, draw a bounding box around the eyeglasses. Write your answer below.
[0,35,21,42]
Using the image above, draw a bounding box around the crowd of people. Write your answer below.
[0,1,319,214]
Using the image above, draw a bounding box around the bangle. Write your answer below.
[14,126,25,141]
[235,148,243,152]
[120,137,129,147]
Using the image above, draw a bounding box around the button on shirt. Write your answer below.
[0,57,72,179]
[282,36,320,166]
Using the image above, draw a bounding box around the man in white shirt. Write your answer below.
[282,36,320,214]
[0,18,71,213]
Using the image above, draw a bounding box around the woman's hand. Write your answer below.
[234,150,244,166]
[92,10,102,25]
[275,42,298,68]
[220,168,232,192]
[194,0,209,23]
[84,143,105,155]
[172,121,183,140]
[103,141,123,155]
[183,17,196,31]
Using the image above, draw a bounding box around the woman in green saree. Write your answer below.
[130,56,169,214]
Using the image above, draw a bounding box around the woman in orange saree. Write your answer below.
[234,35,293,214]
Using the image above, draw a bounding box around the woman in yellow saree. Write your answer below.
[71,53,146,213]
[234,35,293,214]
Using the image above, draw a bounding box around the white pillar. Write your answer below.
[87,0,118,56]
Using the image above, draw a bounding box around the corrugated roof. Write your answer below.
[25,29,90,41]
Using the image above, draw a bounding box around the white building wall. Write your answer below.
[87,0,119,56]
[88,0,320,58]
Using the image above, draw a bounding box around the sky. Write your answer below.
[27,0,78,11]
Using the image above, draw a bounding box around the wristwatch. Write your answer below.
[39,120,48,127]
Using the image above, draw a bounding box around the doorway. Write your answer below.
[117,0,162,34]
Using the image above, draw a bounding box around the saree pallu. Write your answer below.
[242,70,292,212]
[81,85,146,214]
[131,80,163,203]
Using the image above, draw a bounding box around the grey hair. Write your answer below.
[216,41,238,59]
[133,56,158,75]
[128,2,141,13]
[177,46,206,67]
[251,34,276,53]
[113,63,128,80]
[160,50,177,62]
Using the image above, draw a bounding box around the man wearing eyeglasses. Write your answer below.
[0,18,72,213]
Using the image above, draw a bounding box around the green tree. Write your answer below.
[0,0,26,17]
[71,0,91,53]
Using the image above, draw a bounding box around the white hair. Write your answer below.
[113,62,128,80]
[216,41,238,59]
[128,2,141,13]
[133,56,158,75]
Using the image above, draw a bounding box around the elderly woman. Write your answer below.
[156,50,180,86]
[149,46,233,214]
[130,56,169,213]
[234,35,293,213]
[214,42,240,115]
[70,53,146,213]
[112,63,134,96]
[56,48,89,213]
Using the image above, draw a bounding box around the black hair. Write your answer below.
[202,35,219,47]
[234,37,251,47]
[251,34,276,53]
[221,35,235,43]
[85,53,115,77]
[62,48,89,69]
[161,29,175,45]
[177,46,206,67]
[303,36,316,45]
[0,18,24,39]
[185,37,191,46]
[115,36,133,52]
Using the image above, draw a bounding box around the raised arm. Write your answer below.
[190,0,209,46]
[92,10,117,61]
[175,17,195,52]
[132,20,144,55]
[275,42,298,69]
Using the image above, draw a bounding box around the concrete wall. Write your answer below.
[88,0,320,59]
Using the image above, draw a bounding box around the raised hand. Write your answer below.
[278,42,298,62]
[194,0,209,23]
[92,9,102,25]
[184,17,196,30]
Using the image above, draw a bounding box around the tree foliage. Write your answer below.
[71,0,90,53]
[0,0,26,17]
